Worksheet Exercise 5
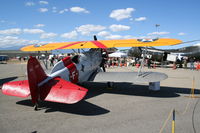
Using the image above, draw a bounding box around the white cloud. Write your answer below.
[193,43,200,46]
[59,9,68,14]
[37,41,55,45]
[52,7,57,13]
[70,7,90,13]
[178,32,186,36]
[0,20,6,23]
[104,34,136,40]
[129,18,133,21]
[76,24,106,36]
[1,36,18,40]
[109,24,131,32]
[61,31,78,39]
[147,31,170,36]
[39,8,48,13]
[34,24,45,28]
[0,20,16,25]
[97,31,111,37]
[40,32,57,39]
[105,35,123,39]
[25,2,35,6]
[0,28,22,35]
[0,36,38,48]
[135,17,147,21]
[23,29,44,34]
[123,35,135,39]
[39,1,48,5]
[109,8,135,21]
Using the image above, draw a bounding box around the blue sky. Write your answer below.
[0,0,200,50]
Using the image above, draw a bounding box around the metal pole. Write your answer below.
[155,24,160,39]
[45,51,48,70]
[172,109,175,133]
[137,47,147,76]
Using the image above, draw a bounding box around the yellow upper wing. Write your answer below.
[21,38,182,51]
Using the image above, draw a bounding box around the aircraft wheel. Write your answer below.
[107,82,114,89]
[34,103,38,111]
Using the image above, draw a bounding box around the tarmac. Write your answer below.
[0,62,200,133]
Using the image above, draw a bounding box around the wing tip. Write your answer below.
[1,81,30,98]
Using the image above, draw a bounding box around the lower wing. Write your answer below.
[93,72,168,83]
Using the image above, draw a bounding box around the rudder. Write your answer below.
[27,56,47,104]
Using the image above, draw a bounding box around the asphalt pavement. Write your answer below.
[0,62,200,133]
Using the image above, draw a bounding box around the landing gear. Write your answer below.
[107,82,114,89]
[34,103,39,111]
[149,82,160,91]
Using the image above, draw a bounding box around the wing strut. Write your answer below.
[39,51,48,70]
[137,46,147,76]
[44,51,48,69]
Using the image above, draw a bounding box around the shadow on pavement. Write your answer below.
[83,82,200,99]
[0,76,18,86]
[16,99,110,116]
[15,82,200,115]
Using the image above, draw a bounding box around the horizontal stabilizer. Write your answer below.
[40,77,88,104]
[2,80,30,98]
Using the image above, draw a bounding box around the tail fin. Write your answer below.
[27,56,47,104]
[27,57,88,105]
[2,57,88,105]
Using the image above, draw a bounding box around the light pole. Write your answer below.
[155,24,160,38]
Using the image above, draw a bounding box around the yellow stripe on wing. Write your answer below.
[21,38,182,51]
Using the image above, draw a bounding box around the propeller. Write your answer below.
[93,35,107,72]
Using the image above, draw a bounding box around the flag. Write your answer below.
[155,24,160,27]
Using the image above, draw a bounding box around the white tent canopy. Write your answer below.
[108,51,127,58]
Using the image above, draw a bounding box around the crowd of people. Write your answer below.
[16,53,200,71]
[105,57,159,69]
[47,54,200,71]
[105,56,200,70]
[49,53,71,67]
[174,57,200,70]
[107,57,135,67]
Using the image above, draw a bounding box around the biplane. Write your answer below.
[1,36,182,110]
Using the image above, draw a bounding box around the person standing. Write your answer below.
[147,58,151,69]
[50,57,55,67]
[100,52,108,72]
[183,57,188,69]
[190,57,195,70]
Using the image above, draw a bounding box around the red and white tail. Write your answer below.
[27,56,48,104]
[2,57,88,105]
